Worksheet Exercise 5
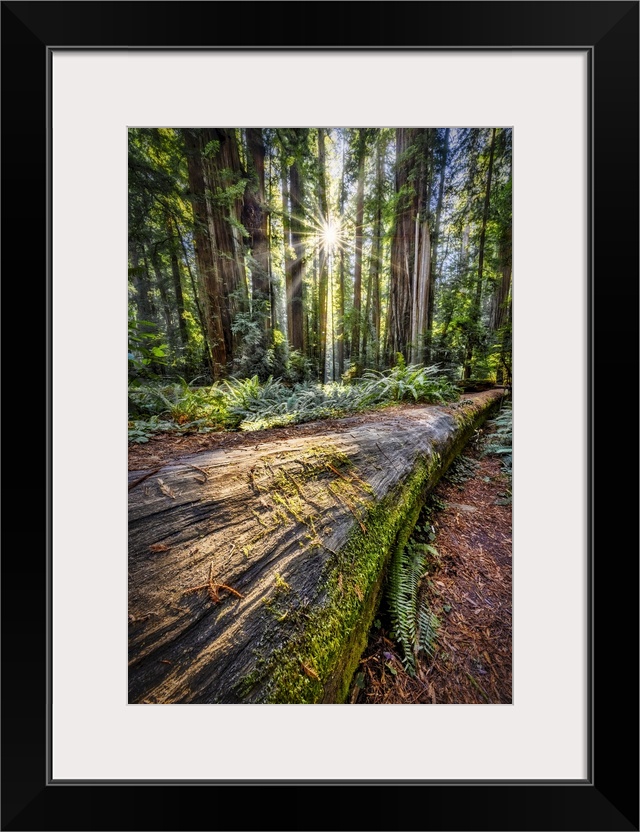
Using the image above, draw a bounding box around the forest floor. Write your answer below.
[128,398,512,705]
[349,424,512,704]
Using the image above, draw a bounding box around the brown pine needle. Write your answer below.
[326,462,351,482]
[327,483,367,533]
[300,660,320,681]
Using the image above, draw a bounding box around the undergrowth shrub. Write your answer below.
[128,362,459,442]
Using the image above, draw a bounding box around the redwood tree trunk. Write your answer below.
[281,148,293,346]
[464,127,496,379]
[183,128,227,375]
[317,128,329,381]
[167,218,189,351]
[351,131,366,365]
[244,128,270,330]
[201,128,247,364]
[425,128,449,364]
[389,128,430,364]
[288,132,306,352]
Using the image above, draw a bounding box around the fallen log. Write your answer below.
[128,389,504,704]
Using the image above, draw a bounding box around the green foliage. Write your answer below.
[482,399,512,504]
[128,362,460,441]
[482,401,512,477]
[128,314,169,376]
[360,362,459,405]
[388,538,440,675]
[128,416,182,443]
[444,454,479,486]
[203,138,221,158]
[286,350,313,384]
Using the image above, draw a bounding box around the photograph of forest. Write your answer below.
[128,127,512,704]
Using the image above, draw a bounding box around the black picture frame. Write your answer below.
[2,2,638,830]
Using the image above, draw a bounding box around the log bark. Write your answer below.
[128,390,504,704]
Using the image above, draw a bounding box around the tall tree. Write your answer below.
[463,127,496,379]
[425,128,450,363]
[280,135,294,346]
[336,133,347,376]
[243,128,271,331]
[288,129,307,352]
[166,216,190,352]
[350,130,367,365]
[361,131,385,366]
[183,129,228,375]
[388,129,431,363]
[317,128,329,380]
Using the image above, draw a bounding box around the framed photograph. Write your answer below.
[3,2,637,830]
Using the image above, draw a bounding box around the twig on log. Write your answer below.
[182,561,243,604]
[128,468,162,492]
[328,483,367,534]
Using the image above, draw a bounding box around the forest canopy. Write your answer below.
[128,127,512,436]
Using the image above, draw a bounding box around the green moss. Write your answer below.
[244,452,441,704]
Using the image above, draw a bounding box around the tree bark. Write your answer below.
[336,137,346,376]
[317,128,329,381]
[183,129,227,375]
[464,128,496,379]
[288,131,306,352]
[280,145,293,346]
[201,128,248,364]
[425,128,449,364]
[244,128,270,329]
[128,390,505,704]
[150,244,175,348]
[389,129,430,364]
[129,241,155,330]
[167,218,189,351]
[350,131,366,365]
[174,219,214,377]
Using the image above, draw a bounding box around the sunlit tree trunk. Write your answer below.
[280,144,293,345]
[351,131,366,366]
[288,130,306,352]
[464,127,496,379]
[201,128,248,364]
[183,128,227,375]
[244,128,270,331]
[317,128,329,381]
[167,218,189,351]
[336,136,346,376]
[425,128,449,364]
[389,128,430,364]
[174,218,214,376]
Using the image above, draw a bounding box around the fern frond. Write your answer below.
[417,603,440,657]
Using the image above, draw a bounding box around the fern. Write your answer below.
[483,402,512,476]
[417,604,440,658]
[129,363,460,441]
[388,540,440,675]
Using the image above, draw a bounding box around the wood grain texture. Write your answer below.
[128,390,504,703]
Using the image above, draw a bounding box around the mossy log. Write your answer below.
[128,389,504,704]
